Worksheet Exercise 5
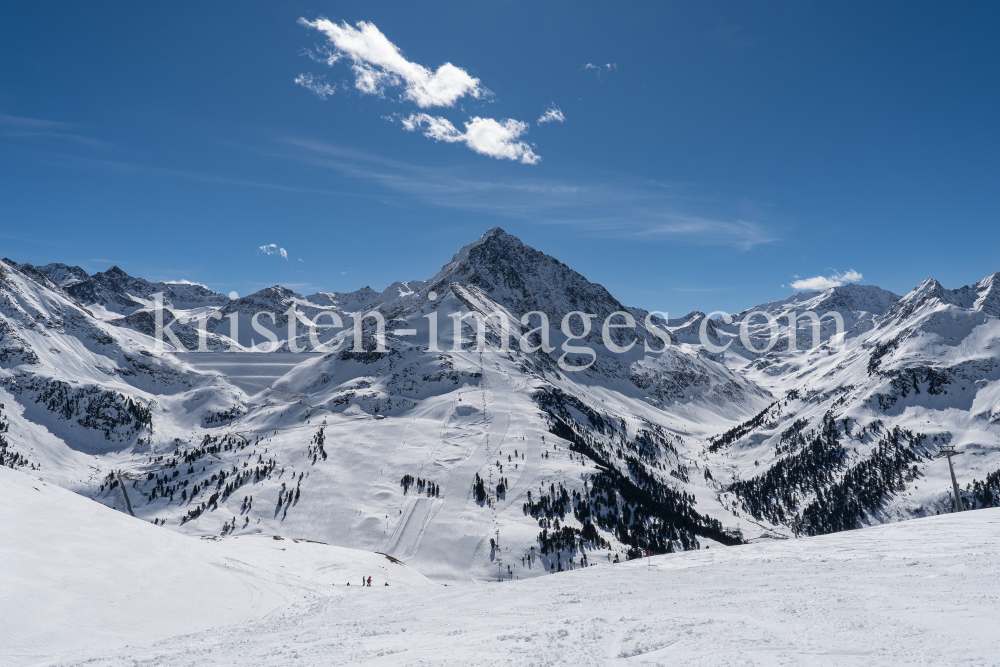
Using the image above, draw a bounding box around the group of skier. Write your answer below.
[344,576,388,587]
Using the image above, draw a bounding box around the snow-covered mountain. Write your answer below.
[704,273,1000,538]
[36,263,230,316]
[672,283,903,361]
[3,230,1000,585]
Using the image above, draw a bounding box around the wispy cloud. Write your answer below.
[789,269,863,291]
[298,19,486,108]
[0,113,69,130]
[537,105,565,125]
[49,154,367,198]
[399,114,539,164]
[635,216,773,251]
[581,63,617,80]
[0,112,110,149]
[294,73,336,99]
[259,244,288,260]
[277,137,777,249]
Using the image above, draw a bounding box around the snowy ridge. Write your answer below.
[706,269,1000,538]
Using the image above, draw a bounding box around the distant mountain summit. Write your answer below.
[429,227,626,318]
[29,263,230,317]
[31,262,89,288]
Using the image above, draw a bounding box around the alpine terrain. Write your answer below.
[3,228,1000,664]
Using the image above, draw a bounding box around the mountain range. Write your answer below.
[3,227,1000,582]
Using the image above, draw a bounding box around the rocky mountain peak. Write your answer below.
[970,272,1000,317]
[35,263,90,288]
[104,265,128,278]
[237,285,300,309]
[427,228,625,326]
[817,283,901,312]
[883,277,956,324]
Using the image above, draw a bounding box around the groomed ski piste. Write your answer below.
[3,464,999,666]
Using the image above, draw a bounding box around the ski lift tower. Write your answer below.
[495,529,503,581]
[936,444,965,512]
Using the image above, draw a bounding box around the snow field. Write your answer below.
[0,466,433,667]
[10,474,996,667]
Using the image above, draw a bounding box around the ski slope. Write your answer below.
[0,466,433,667]
[3,464,998,666]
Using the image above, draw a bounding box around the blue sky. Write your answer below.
[1,1,998,315]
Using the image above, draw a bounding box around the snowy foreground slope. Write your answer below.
[4,465,999,667]
[0,465,433,667]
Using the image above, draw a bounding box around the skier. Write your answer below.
[367,576,372,587]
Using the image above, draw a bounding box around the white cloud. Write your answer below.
[790,276,841,291]
[537,106,565,125]
[298,18,486,108]
[400,114,539,164]
[259,244,288,260]
[164,279,209,288]
[839,270,863,283]
[790,269,863,291]
[296,19,547,164]
[294,73,336,99]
